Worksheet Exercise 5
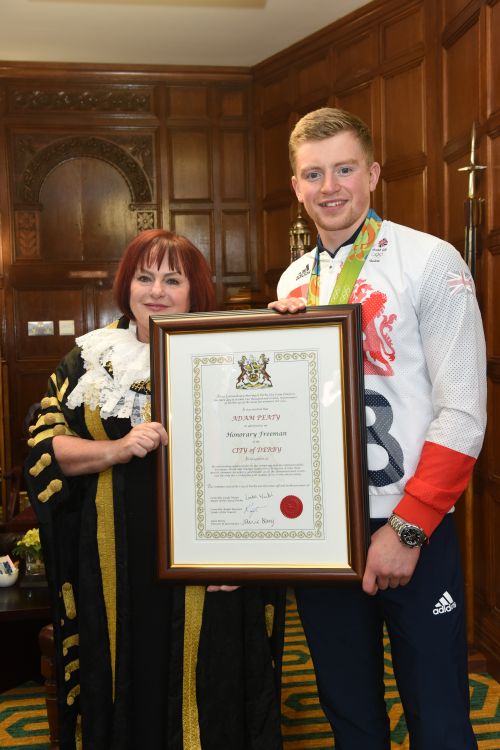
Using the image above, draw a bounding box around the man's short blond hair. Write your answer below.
[289,107,374,171]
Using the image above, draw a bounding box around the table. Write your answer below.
[0,583,51,620]
[0,583,52,691]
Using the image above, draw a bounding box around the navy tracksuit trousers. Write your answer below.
[295,515,477,750]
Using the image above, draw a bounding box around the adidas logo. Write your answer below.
[432,591,457,615]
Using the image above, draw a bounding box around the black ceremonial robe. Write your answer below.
[25,317,285,750]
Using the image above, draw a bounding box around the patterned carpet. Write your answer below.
[0,683,50,749]
[1,594,499,749]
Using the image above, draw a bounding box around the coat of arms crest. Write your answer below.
[235,353,273,389]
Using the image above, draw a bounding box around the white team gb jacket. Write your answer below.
[276,219,487,535]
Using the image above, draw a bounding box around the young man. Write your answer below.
[269,108,486,750]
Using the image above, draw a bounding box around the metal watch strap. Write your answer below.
[387,513,427,548]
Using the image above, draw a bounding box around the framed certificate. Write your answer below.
[151,305,369,582]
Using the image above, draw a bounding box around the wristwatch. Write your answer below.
[387,513,427,548]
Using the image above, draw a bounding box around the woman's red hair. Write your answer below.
[113,229,216,318]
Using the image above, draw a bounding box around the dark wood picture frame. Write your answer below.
[151,305,369,583]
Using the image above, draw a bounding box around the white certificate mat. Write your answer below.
[151,306,368,582]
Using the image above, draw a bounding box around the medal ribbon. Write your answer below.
[306,209,382,305]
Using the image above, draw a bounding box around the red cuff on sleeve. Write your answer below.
[393,441,476,538]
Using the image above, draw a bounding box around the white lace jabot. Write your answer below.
[65,323,150,424]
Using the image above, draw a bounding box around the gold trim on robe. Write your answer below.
[29,452,52,477]
[62,582,77,620]
[182,586,206,749]
[84,404,117,699]
[63,634,80,656]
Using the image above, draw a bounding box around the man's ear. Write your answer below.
[291,175,303,203]
[369,162,381,192]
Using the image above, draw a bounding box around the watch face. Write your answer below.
[400,526,423,547]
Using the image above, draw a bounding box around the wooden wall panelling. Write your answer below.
[383,170,427,229]
[0,86,6,278]
[94,284,121,330]
[218,87,247,119]
[165,81,256,308]
[0,358,9,518]
[296,51,331,103]
[477,355,500,677]
[378,2,432,232]
[334,81,375,126]
[380,60,427,230]
[381,62,425,165]
[484,251,500,362]
[475,2,500,670]
[486,0,500,120]
[257,113,295,301]
[0,84,8,319]
[8,83,156,117]
[221,207,251,307]
[257,70,293,121]
[39,157,137,260]
[167,85,210,119]
[442,8,481,149]
[380,2,424,63]
[294,51,331,118]
[222,211,250,275]
[220,130,248,201]
[217,86,257,307]
[484,0,500,315]
[262,203,294,298]
[443,8,481,250]
[0,83,12,516]
[0,275,6,517]
[420,0,444,238]
[441,4,482,248]
[260,118,293,200]
[10,125,159,260]
[0,84,13,509]
[485,132,500,253]
[333,29,379,92]
[168,128,212,202]
[442,0,483,30]
[253,69,293,300]
[156,82,170,233]
[218,125,253,304]
[171,211,214,268]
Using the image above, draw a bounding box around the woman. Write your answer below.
[25,230,285,750]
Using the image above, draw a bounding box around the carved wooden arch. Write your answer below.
[20,135,152,204]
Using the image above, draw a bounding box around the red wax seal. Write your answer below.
[280,495,303,519]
